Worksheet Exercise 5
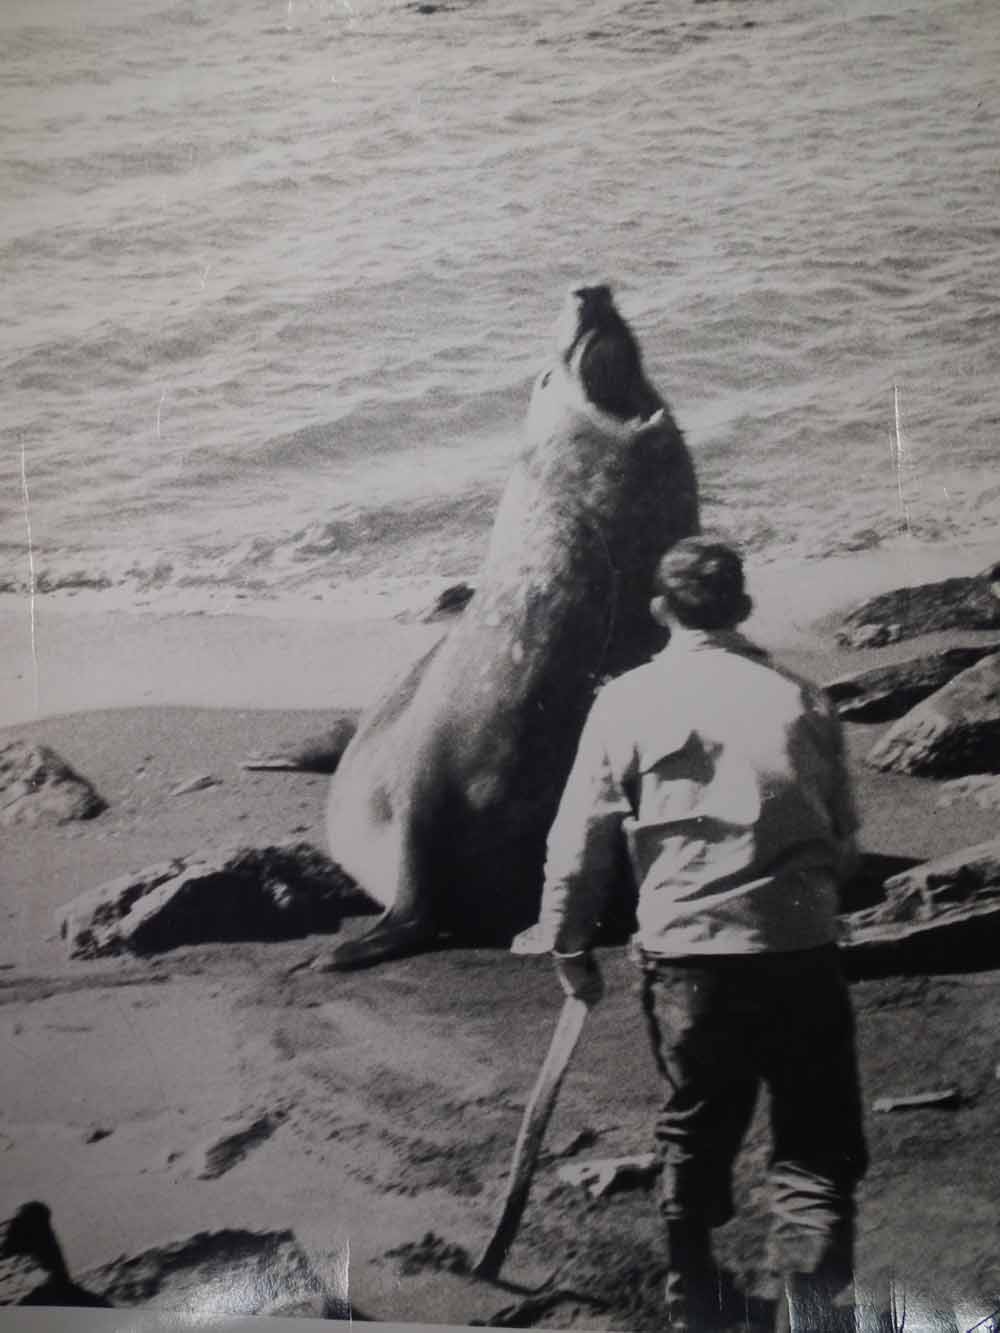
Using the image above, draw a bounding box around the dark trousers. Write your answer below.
[638,944,868,1315]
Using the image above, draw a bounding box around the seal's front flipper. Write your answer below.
[242,719,358,774]
[318,913,436,971]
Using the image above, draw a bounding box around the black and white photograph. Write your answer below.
[2,0,999,1329]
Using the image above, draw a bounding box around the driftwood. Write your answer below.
[872,1089,960,1113]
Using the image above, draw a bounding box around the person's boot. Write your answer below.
[769,1217,857,1333]
[774,1272,860,1333]
[663,1219,718,1331]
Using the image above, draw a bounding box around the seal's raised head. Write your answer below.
[551,283,661,426]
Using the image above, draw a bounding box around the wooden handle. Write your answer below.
[473,995,590,1280]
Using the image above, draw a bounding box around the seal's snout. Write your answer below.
[570,283,614,314]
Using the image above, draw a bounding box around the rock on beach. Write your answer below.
[836,560,1000,649]
[841,837,1000,950]
[0,740,107,826]
[867,652,1000,776]
[825,644,1000,723]
[57,843,371,959]
[938,774,1000,810]
[84,1227,341,1317]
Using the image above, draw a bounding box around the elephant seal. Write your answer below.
[324,285,699,969]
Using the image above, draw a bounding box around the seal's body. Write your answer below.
[326,286,699,967]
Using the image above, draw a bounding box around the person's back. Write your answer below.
[530,538,867,1332]
[589,626,854,957]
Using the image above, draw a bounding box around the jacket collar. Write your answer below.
[655,626,771,662]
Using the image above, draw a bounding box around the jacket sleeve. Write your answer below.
[535,694,634,954]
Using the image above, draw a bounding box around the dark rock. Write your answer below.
[841,838,1000,952]
[836,560,1000,648]
[1,1201,111,1307]
[421,581,475,622]
[867,653,1000,776]
[0,741,107,826]
[840,852,923,916]
[57,842,375,959]
[385,1232,471,1276]
[825,644,1000,722]
[0,1205,350,1317]
[197,1112,285,1180]
[84,1227,345,1317]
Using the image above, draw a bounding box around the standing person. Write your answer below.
[526,537,868,1332]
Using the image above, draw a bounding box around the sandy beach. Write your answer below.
[4,541,1000,1331]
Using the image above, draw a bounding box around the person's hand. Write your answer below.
[553,951,604,1007]
[510,922,553,955]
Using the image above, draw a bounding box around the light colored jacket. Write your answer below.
[538,628,859,958]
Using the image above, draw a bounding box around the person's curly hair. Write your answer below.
[654,537,753,631]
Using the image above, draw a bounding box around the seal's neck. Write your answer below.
[534,358,664,444]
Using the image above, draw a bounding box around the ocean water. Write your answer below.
[2,0,998,615]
